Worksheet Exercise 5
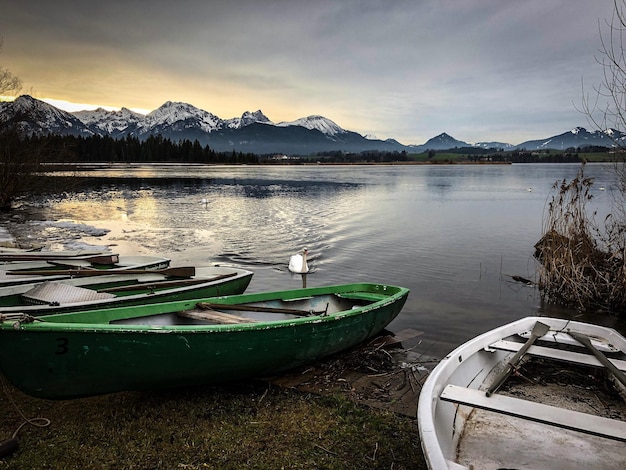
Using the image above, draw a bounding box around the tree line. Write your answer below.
[29,134,259,164]
[310,150,411,163]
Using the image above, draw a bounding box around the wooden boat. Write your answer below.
[0,283,409,399]
[0,266,253,315]
[0,255,171,287]
[417,316,626,469]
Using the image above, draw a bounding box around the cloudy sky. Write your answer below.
[0,0,618,145]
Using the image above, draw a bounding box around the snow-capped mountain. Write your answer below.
[0,95,93,137]
[2,96,624,154]
[225,110,273,129]
[74,107,144,137]
[277,115,347,137]
[134,101,222,136]
[473,141,515,150]
[515,127,626,150]
[415,132,469,151]
[412,134,513,152]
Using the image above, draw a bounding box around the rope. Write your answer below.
[1,373,51,440]
[0,315,50,448]
[0,313,40,328]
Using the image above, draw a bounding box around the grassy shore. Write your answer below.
[0,378,426,469]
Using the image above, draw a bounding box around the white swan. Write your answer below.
[289,248,309,273]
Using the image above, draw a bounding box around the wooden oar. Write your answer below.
[486,321,550,396]
[98,272,236,293]
[196,302,326,317]
[47,260,93,268]
[7,266,196,278]
[569,331,626,388]
[0,249,102,257]
[0,253,119,264]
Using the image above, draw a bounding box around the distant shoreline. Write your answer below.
[41,161,517,172]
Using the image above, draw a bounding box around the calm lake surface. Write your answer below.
[3,162,625,358]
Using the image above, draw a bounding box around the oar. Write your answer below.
[568,331,626,388]
[0,253,119,264]
[47,260,93,268]
[485,321,550,396]
[196,302,326,317]
[7,266,196,278]
[98,272,236,293]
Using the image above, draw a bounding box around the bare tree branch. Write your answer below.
[0,37,22,95]
[544,0,626,314]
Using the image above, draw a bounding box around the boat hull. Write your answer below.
[417,317,626,469]
[0,266,253,315]
[0,283,408,399]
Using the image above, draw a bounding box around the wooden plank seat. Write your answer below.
[440,384,626,442]
[517,330,620,352]
[195,302,318,316]
[176,308,258,324]
[488,340,626,372]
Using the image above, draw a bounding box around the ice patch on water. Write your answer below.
[14,220,114,251]
[48,241,113,252]
[36,220,110,237]
[0,227,17,248]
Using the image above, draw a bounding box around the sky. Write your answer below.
[0,0,619,145]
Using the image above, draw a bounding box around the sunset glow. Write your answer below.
[41,98,150,115]
[1,1,616,145]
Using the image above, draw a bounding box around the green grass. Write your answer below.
[0,380,425,469]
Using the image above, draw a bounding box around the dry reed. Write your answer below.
[535,163,626,314]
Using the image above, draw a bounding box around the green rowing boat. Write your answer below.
[0,255,171,287]
[0,266,253,315]
[0,283,409,399]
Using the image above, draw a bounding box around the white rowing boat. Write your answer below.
[417,316,626,469]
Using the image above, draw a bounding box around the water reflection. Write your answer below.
[4,163,625,358]
[36,171,369,271]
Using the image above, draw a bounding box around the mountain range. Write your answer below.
[1,95,624,155]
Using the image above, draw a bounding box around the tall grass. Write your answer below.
[535,163,626,313]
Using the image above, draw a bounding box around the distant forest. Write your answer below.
[423,145,611,163]
[22,134,615,165]
[30,134,259,164]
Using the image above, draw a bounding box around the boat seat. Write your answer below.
[176,308,258,324]
[440,384,626,442]
[22,281,116,305]
[488,340,626,371]
[518,330,620,352]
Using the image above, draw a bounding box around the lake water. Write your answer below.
[2,162,624,358]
